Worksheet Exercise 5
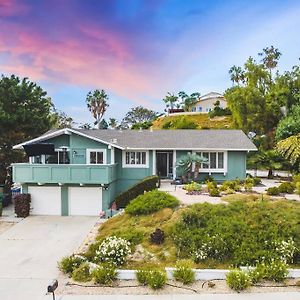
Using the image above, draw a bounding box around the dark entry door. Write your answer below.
[156,152,168,177]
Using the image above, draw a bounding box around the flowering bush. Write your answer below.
[184,182,202,193]
[193,234,228,262]
[226,270,251,291]
[273,238,296,263]
[59,254,87,274]
[92,263,117,284]
[94,236,131,266]
[173,260,195,284]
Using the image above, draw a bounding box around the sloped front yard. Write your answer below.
[57,192,300,294]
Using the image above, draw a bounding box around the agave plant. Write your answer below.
[177,153,208,182]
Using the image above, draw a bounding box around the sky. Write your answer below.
[1,0,300,125]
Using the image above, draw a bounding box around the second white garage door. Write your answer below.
[68,187,102,216]
[28,186,61,215]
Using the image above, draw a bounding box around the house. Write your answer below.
[12,128,256,216]
[191,92,227,113]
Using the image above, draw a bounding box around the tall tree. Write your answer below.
[258,46,281,77]
[98,119,108,129]
[163,92,179,111]
[0,75,54,188]
[121,106,158,129]
[50,108,74,128]
[86,89,109,128]
[229,65,245,86]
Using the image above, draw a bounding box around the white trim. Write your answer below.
[13,128,124,150]
[194,151,228,174]
[111,147,115,164]
[125,147,256,151]
[86,149,107,165]
[152,150,156,175]
[122,150,149,168]
[172,150,176,179]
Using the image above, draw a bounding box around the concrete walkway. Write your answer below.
[0,215,98,300]
[47,292,300,300]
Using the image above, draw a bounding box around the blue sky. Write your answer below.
[0,0,300,125]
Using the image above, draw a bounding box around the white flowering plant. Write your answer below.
[273,238,297,263]
[94,236,131,266]
[226,269,251,291]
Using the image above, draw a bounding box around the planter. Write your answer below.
[115,268,300,280]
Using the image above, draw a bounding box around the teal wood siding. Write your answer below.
[47,135,70,148]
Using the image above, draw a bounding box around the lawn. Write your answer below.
[152,113,233,129]
[86,193,300,269]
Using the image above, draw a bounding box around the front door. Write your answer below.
[156,151,173,178]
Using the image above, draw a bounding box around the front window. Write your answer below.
[196,152,225,170]
[87,149,106,164]
[46,150,70,164]
[124,151,147,167]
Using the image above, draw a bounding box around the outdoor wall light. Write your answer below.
[37,182,44,186]
[58,183,64,186]
[80,183,84,186]
[73,150,77,155]
[47,279,58,300]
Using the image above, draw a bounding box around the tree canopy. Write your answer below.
[0,75,54,185]
[121,106,158,129]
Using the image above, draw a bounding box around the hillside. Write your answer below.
[152,113,233,130]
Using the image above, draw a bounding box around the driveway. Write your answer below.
[0,215,97,300]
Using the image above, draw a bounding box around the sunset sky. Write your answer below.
[1,0,300,124]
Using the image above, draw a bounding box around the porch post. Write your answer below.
[173,150,176,179]
[111,146,115,164]
[152,150,156,175]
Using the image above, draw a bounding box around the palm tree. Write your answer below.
[178,91,200,111]
[277,134,300,172]
[163,92,178,111]
[108,118,118,129]
[258,46,281,78]
[177,153,208,181]
[86,89,109,128]
[229,65,245,86]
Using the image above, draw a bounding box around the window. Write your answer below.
[196,151,225,170]
[123,151,148,167]
[87,149,106,164]
[39,149,70,164]
[198,107,202,112]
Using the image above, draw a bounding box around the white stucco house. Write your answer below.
[191,92,227,113]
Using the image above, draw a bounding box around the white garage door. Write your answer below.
[28,186,61,215]
[68,187,102,216]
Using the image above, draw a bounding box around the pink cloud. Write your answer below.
[0,22,166,105]
[0,0,29,17]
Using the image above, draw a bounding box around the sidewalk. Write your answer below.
[49,292,300,300]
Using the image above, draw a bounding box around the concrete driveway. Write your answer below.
[0,215,97,300]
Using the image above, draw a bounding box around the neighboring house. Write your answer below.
[191,92,227,113]
[12,128,256,216]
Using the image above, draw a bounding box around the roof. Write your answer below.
[196,92,226,104]
[13,128,257,151]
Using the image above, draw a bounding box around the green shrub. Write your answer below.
[266,186,280,196]
[136,269,149,285]
[293,174,300,185]
[59,254,87,274]
[222,188,235,195]
[94,236,131,266]
[112,228,144,247]
[250,260,289,283]
[278,182,295,194]
[92,263,117,284]
[253,177,262,186]
[209,187,220,197]
[136,269,167,289]
[226,270,251,291]
[115,176,159,209]
[173,260,195,284]
[264,260,289,282]
[244,182,254,192]
[296,182,300,196]
[206,180,217,191]
[220,180,241,192]
[184,182,202,192]
[172,200,300,266]
[147,270,167,289]
[72,262,92,282]
[125,190,179,215]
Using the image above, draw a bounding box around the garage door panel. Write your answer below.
[69,187,102,216]
[28,186,61,215]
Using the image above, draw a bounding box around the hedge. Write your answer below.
[14,193,31,218]
[115,176,159,209]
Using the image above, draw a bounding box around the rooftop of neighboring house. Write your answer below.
[199,92,225,101]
